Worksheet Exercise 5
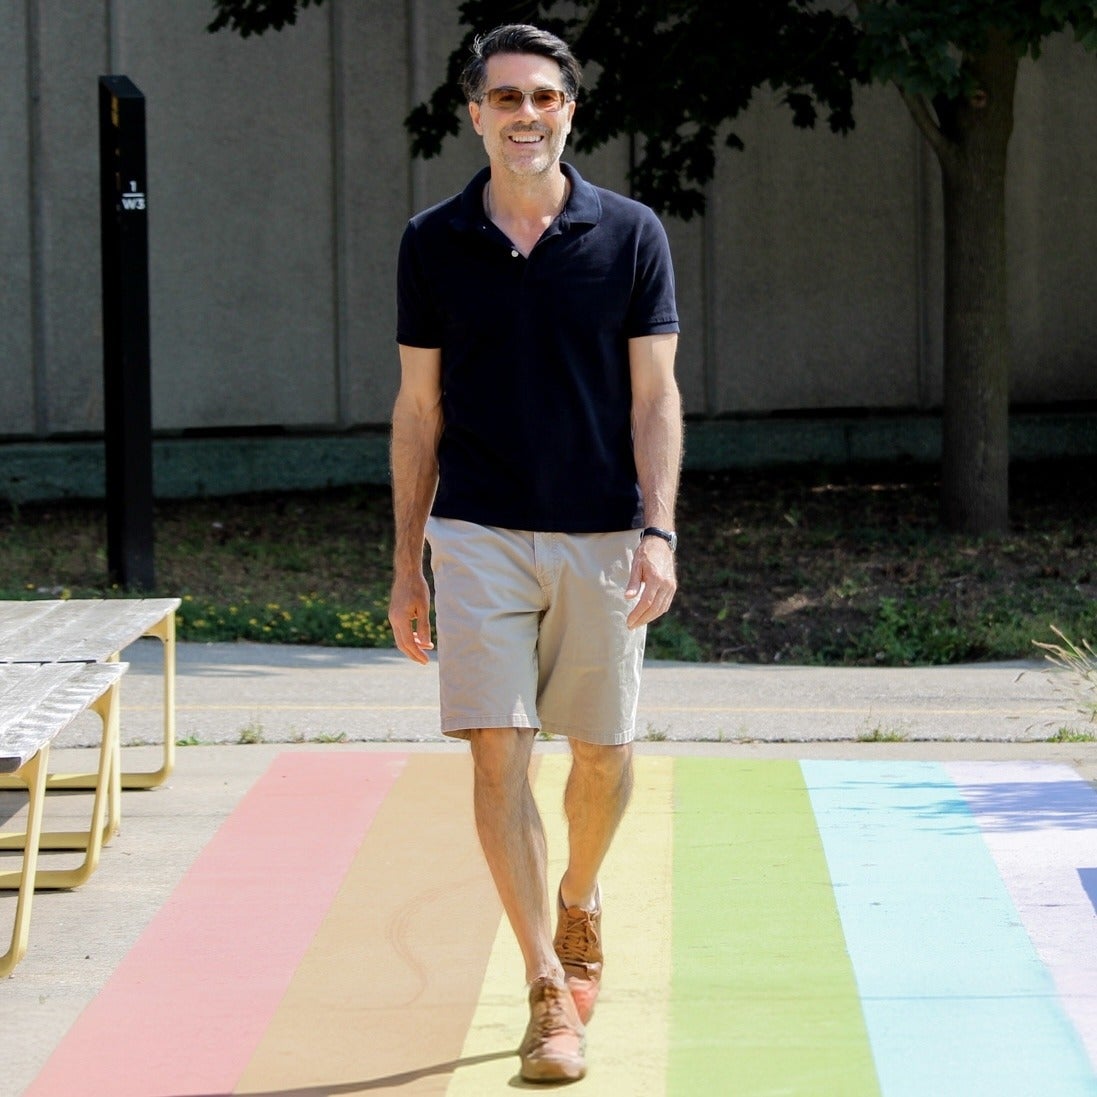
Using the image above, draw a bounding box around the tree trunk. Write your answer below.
[933,32,1018,534]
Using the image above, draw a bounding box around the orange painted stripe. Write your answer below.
[26,752,407,1097]
[233,753,505,1095]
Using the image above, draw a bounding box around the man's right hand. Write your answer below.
[388,570,435,664]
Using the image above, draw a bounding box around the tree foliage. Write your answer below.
[207,0,324,37]
[857,2,1097,153]
[211,0,1097,217]
[405,0,867,219]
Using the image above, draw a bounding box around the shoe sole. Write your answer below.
[520,1059,587,1083]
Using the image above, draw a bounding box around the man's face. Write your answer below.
[468,53,576,178]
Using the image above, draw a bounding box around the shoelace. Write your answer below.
[557,909,598,964]
[531,982,577,1037]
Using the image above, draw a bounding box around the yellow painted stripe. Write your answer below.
[578,753,673,1095]
[446,752,674,1094]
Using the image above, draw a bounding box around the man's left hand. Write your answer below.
[624,537,678,629]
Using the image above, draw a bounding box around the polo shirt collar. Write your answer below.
[560,163,601,226]
[451,162,602,232]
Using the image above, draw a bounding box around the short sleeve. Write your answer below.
[396,220,443,349]
[625,209,679,338]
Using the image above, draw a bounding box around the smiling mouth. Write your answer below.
[508,133,545,144]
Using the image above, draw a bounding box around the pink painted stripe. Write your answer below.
[946,760,1097,1070]
[26,752,407,1097]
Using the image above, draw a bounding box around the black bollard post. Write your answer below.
[99,75,154,590]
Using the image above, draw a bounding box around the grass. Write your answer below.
[1045,727,1097,743]
[1033,625,1097,728]
[236,720,265,745]
[856,726,909,743]
[2,458,1096,666]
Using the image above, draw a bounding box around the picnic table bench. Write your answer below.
[0,598,180,790]
[0,661,126,976]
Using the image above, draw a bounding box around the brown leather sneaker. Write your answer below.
[553,891,603,1025]
[518,976,587,1083]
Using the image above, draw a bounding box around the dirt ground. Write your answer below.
[4,457,1096,666]
[666,458,1096,664]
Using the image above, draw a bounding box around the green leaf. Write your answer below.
[207,0,325,37]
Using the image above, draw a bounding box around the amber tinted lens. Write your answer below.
[530,88,566,111]
[485,87,525,110]
[484,87,566,112]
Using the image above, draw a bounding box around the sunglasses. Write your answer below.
[480,86,569,112]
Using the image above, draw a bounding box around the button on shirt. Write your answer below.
[397,163,679,533]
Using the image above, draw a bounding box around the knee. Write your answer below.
[570,740,633,789]
[469,728,534,793]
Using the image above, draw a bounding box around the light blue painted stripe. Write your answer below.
[803,760,1097,1097]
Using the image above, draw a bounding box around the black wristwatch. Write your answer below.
[641,526,678,552]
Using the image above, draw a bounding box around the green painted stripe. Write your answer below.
[669,759,881,1096]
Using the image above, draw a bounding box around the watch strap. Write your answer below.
[641,526,677,550]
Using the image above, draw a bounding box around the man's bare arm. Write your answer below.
[388,344,443,663]
[625,333,682,629]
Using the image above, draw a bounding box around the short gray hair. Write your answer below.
[459,24,582,104]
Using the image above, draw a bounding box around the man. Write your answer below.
[389,23,681,1084]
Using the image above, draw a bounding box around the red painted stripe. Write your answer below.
[26,752,407,1097]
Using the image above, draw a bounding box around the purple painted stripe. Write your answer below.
[946,760,1097,1071]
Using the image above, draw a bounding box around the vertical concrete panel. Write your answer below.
[111,0,337,430]
[708,85,922,414]
[412,1,485,211]
[1008,36,1097,403]
[337,0,410,425]
[0,4,36,435]
[663,212,705,417]
[33,1,109,433]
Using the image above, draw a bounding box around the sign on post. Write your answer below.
[98,75,154,590]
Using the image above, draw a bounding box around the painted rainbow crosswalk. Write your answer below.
[24,753,1097,1096]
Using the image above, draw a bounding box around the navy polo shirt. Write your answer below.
[397,162,679,532]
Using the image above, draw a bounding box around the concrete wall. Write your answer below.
[0,3,35,437]
[3,2,1097,447]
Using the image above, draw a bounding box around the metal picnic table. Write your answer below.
[0,598,180,790]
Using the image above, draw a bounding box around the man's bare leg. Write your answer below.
[559,740,634,909]
[470,729,586,1081]
[553,739,633,1024]
[468,727,563,985]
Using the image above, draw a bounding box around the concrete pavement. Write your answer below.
[51,639,1097,748]
[3,642,1096,1094]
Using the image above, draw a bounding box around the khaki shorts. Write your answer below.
[425,518,646,745]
